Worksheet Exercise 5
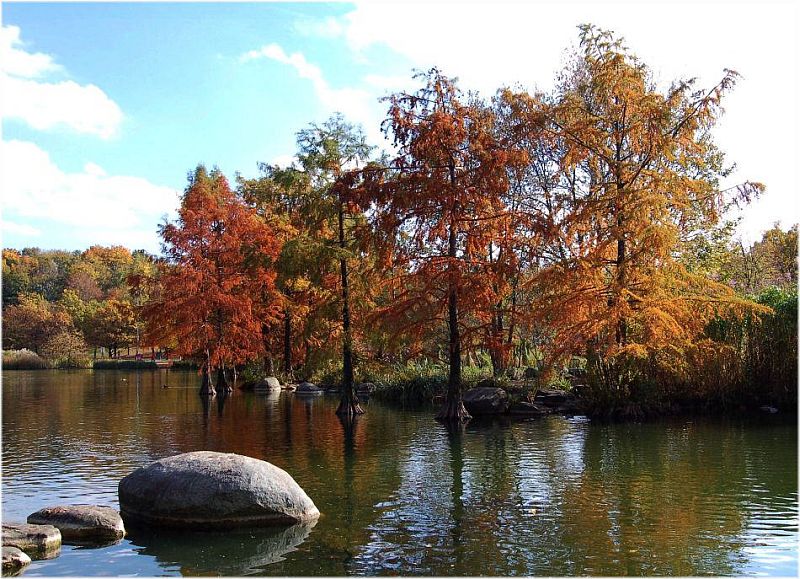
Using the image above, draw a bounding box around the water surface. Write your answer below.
[2,370,797,576]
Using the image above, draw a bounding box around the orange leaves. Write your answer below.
[496,27,768,380]
[352,69,524,366]
[145,165,283,370]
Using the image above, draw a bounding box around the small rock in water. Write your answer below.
[356,382,375,394]
[2,546,31,576]
[254,376,281,391]
[27,505,125,545]
[2,522,62,559]
[295,382,323,395]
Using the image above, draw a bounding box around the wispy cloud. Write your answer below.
[293,16,344,40]
[0,24,123,140]
[2,220,41,238]
[240,42,386,147]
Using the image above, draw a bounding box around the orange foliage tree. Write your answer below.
[508,26,765,389]
[350,69,524,420]
[145,165,283,395]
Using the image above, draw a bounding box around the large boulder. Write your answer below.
[295,382,323,395]
[2,547,31,576]
[2,522,61,559]
[27,505,125,545]
[462,387,509,415]
[254,377,281,392]
[118,451,320,529]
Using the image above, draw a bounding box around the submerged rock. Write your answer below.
[2,522,61,559]
[508,402,552,417]
[27,505,125,545]
[295,382,323,395]
[254,377,281,392]
[118,451,320,529]
[463,387,509,415]
[2,547,31,576]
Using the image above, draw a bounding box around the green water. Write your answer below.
[1,370,797,576]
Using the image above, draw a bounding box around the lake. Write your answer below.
[2,369,797,576]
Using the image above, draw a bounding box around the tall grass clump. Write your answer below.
[3,349,50,369]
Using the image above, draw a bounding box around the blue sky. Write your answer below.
[2,1,798,254]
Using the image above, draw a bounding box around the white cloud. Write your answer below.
[300,2,798,241]
[2,75,124,139]
[1,220,41,238]
[0,25,62,78]
[1,140,178,252]
[0,25,123,139]
[270,154,297,168]
[363,74,414,94]
[294,16,344,39]
[240,42,387,147]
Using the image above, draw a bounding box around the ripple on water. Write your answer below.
[2,371,797,577]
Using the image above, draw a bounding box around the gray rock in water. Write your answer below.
[27,505,125,545]
[463,387,509,415]
[118,451,320,529]
[534,388,574,408]
[295,382,323,395]
[254,377,281,391]
[355,382,375,394]
[2,547,31,576]
[2,522,61,559]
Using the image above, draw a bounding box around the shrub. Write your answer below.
[41,331,91,369]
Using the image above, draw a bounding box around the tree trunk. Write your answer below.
[615,213,627,347]
[490,307,505,378]
[217,365,232,394]
[199,365,216,397]
[336,198,364,419]
[283,308,292,376]
[437,192,470,422]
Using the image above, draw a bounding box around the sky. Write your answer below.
[1,1,798,254]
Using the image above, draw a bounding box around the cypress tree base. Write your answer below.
[199,371,216,397]
[435,399,471,422]
[199,385,216,396]
[216,367,233,394]
[335,398,365,419]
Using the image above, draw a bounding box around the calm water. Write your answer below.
[1,370,797,576]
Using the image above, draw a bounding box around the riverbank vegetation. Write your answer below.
[2,26,796,417]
